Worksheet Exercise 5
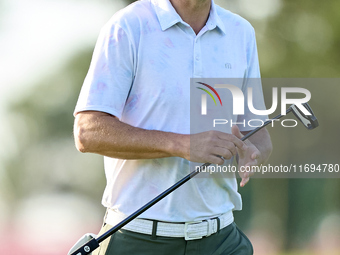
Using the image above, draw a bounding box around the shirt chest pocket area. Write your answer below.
[202,47,248,78]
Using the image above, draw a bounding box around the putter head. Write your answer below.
[290,103,319,130]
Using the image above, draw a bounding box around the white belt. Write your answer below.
[105,209,234,241]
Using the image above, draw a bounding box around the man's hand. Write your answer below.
[74,112,248,162]
[74,112,271,173]
[232,125,261,187]
[189,130,246,165]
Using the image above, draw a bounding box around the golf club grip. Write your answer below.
[193,122,273,173]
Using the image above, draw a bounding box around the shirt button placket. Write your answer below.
[193,38,202,78]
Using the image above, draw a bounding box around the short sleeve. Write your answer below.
[237,28,268,131]
[74,22,135,119]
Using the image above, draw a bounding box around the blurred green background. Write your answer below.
[0,0,339,254]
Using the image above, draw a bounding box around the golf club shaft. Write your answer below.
[95,112,290,243]
[72,109,293,255]
[97,171,196,243]
[242,108,291,141]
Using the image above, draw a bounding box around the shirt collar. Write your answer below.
[151,0,184,31]
[207,1,226,35]
[152,0,226,34]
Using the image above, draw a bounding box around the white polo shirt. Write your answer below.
[74,0,267,223]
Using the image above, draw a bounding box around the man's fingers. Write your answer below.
[245,165,256,178]
[189,130,247,164]
[240,177,249,187]
[231,125,243,139]
[211,147,233,160]
[245,160,258,172]
[251,151,260,160]
[217,131,245,151]
[212,142,237,158]
[208,155,225,165]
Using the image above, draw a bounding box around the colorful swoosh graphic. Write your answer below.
[196,82,223,106]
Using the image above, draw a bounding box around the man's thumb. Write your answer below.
[232,125,243,139]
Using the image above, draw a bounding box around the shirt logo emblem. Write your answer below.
[225,63,232,69]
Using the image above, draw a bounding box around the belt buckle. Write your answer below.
[184,221,203,241]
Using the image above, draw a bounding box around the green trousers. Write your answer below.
[93,222,253,255]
